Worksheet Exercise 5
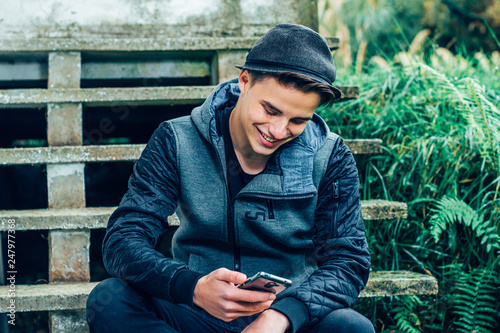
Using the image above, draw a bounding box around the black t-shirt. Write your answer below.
[216,107,257,200]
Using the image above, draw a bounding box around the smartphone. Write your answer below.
[237,272,292,294]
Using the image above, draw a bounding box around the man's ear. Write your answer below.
[238,70,251,95]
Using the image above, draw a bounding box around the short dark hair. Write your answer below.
[247,70,338,107]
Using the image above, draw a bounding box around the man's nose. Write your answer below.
[269,119,288,140]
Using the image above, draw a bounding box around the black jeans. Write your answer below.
[86,277,375,333]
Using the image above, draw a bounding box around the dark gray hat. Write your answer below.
[236,23,342,99]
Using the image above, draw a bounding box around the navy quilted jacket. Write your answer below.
[103,79,370,332]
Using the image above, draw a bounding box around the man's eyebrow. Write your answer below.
[262,100,283,114]
[262,101,313,121]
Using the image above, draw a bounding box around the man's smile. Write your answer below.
[258,128,279,143]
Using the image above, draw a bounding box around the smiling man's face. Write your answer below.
[229,70,321,163]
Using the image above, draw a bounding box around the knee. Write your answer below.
[86,278,139,326]
[319,308,375,333]
[346,312,374,333]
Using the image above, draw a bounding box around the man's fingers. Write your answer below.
[228,288,276,303]
[225,300,274,315]
[217,301,273,322]
[214,268,247,284]
[235,300,274,312]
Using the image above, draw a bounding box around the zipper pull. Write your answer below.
[266,199,275,220]
[333,180,339,199]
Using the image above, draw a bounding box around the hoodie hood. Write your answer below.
[191,78,330,197]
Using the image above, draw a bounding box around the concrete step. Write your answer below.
[0,200,406,231]
[0,86,212,107]
[0,37,340,53]
[0,271,437,313]
[360,271,438,297]
[0,85,358,107]
[0,140,381,166]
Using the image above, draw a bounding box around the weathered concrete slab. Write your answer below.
[216,50,248,83]
[361,200,407,220]
[48,52,81,89]
[47,164,86,208]
[46,49,88,330]
[0,0,326,39]
[345,139,382,155]
[0,86,213,106]
[49,310,88,333]
[0,85,356,107]
[0,144,145,165]
[360,271,439,297]
[49,231,90,282]
[0,200,405,231]
[0,271,438,312]
[0,207,180,230]
[0,282,98,312]
[47,103,83,146]
[0,139,378,166]
[0,37,340,52]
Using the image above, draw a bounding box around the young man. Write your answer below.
[86,24,374,333]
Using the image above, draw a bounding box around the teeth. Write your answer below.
[261,132,278,143]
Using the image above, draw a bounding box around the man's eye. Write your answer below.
[265,108,278,116]
[291,119,307,125]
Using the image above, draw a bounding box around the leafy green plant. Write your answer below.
[391,295,424,333]
[321,46,500,331]
[417,64,500,177]
[429,196,500,332]
[452,267,499,333]
[429,196,500,255]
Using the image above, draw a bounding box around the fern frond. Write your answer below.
[391,295,423,333]
[451,268,500,333]
[429,196,500,253]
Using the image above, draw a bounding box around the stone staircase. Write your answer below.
[0,2,437,332]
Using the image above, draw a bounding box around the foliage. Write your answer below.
[320,0,500,68]
[320,45,500,331]
[391,295,424,333]
[429,196,500,332]
[451,267,499,332]
[429,196,500,255]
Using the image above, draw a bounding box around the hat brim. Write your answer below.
[235,64,342,100]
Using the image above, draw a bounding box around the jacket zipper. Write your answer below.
[330,180,340,237]
[266,199,275,220]
[211,140,241,272]
[227,198,240,271]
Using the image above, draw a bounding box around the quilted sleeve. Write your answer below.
[271,137,371,331]
[102,121,200,303]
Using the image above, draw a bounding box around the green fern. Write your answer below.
[451,268,500,333]
[429,196,500,254]
[391,295,423,333]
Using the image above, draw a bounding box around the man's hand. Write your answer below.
[193,268,276,322]
[241,309,291,333]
